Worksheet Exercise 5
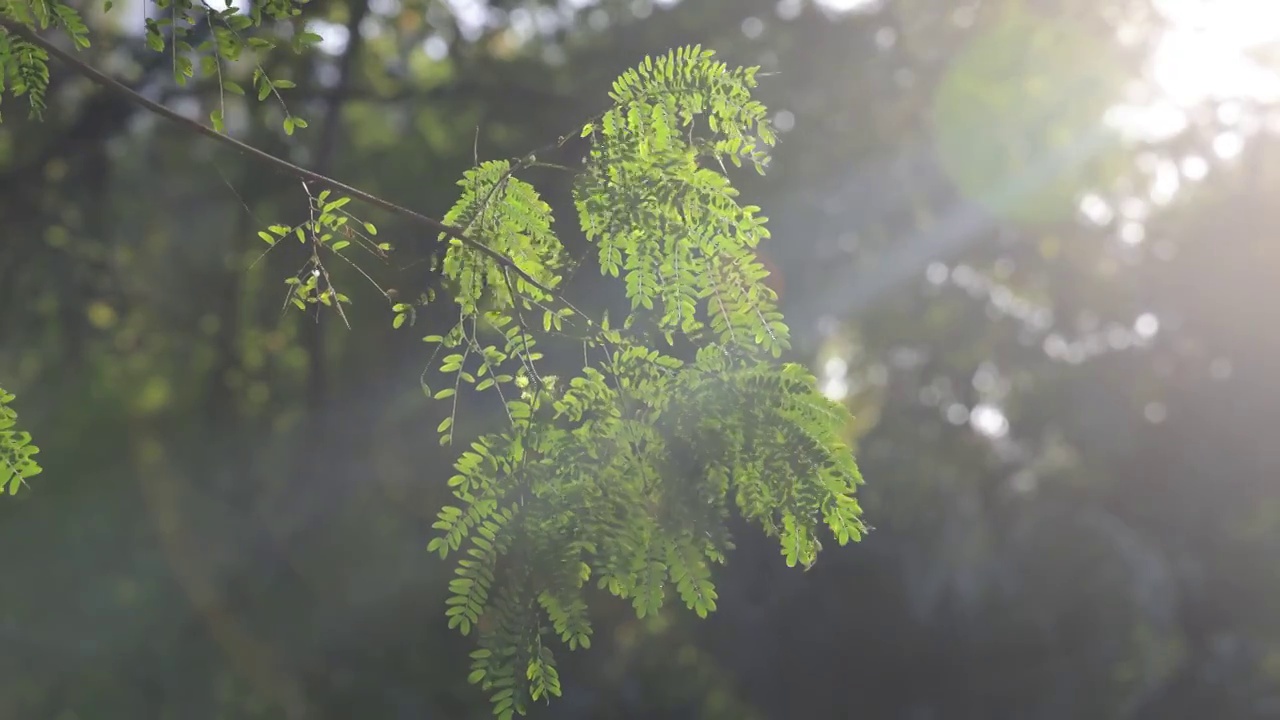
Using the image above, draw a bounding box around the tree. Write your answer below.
[0,3,867,716]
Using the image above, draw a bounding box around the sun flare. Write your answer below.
[1105,0,1280,147]
[1149,0,1280,107]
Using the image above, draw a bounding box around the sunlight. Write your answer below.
[1116,0,1280,140]
[812,0,882,14]
[1150,0,1280,106]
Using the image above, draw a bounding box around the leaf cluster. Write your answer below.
[1,0,318,134]
[0,387,41,496]
[576,46,787,354]
[407,47,866,718]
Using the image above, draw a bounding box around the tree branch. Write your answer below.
[0,17,558,297]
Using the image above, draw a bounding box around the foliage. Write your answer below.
[0,387,41,496]
[406,46,866,718]
[0,4,867,715]
[0,1,54,120]
[1,0,317,132]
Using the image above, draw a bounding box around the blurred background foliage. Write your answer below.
[2,0,1279,717]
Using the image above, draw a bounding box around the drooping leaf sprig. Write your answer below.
[0,387,42,496]
[412,47,867,719]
